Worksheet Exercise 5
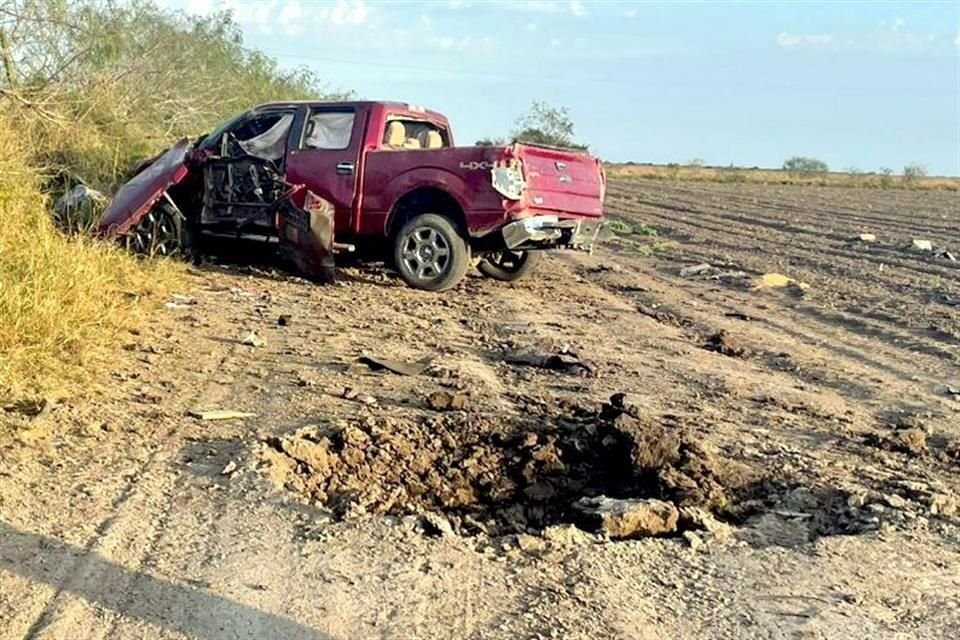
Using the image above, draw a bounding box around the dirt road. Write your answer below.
[2,179,959,639]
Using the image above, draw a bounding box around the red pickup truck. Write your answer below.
[98,100,605,291]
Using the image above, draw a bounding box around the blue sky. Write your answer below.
[174,0,959,175]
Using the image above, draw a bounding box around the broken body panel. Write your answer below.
[98,100,605,277]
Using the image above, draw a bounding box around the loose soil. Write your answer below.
[2,179,959,639]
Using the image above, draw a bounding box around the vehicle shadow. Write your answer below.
[0,520,334,640]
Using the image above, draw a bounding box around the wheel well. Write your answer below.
[387,188,466,238]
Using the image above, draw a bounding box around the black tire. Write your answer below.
[477,250,542,282]
[126,200,184,258]
[393,213,471,291]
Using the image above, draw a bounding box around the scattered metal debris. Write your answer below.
[504,351,592,374]
[188,410,257,420]
[355,355,433,376]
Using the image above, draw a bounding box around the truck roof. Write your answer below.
[253,100,447,120]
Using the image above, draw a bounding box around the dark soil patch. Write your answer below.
[260,394,887,540]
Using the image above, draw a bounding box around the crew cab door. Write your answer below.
[283,105,365,235]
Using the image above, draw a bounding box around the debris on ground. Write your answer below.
[857,233,877,243]
[165,294,197,310]
[277,314,292,326]
[910,239,933,252]
[355,354,433,376]
[504,351,592,375]
[703,331,750,358]
[240,331,265,347]
[221,461,238,476]
[573,496,679,539]
[426,391,469,411]
[753,273,810,296]
[679,263,714,277]
[188,409,257,421]
[933,248,956,261]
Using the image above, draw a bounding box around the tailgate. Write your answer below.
[513,143,603,218]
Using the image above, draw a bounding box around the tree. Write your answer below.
[902,163,927,185]
[511,101,586,150]
[782,156,828,175]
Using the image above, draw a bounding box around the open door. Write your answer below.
[277,190,336,283]
[200,110,295,233]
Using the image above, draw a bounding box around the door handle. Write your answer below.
[336,162,355,175]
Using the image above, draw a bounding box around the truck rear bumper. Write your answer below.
[502,215,602,251]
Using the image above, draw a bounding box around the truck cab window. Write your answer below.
[236,112,294,161]
[303,111,355,150]
[383,118,449,150]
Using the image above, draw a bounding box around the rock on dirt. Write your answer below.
[703,331,750,358]
[573,496,680,539]
[911,239,933,252]
[426,391,469,411]
[421,512,456,538]
[865,429,928,457]
[857,233,877,243]
[679,263,714,277]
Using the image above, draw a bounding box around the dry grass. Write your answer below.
[0,114,178,401]
[605,163,960,191]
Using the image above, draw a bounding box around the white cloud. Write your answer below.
[777,32,833,49]
[427,35,495,53]
[955,32,960,48]
[777,25,952,55]
[526,22,538,32]
[550,37,561,48]
[568,0,586,17]
[624,9,637,18]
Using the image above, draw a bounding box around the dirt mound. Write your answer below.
[260,394,760,537]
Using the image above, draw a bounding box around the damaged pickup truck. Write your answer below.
[98,101,605,291]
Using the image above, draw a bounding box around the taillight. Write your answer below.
[491,158,526,201]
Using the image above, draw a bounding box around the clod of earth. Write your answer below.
[864,429,928,457]
[573,496,679,539]
[426,391,469,411]
[703,331,750,358]
[277,314,292,326]
[679,263,714,277]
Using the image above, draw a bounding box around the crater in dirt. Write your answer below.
[258,393,900,542]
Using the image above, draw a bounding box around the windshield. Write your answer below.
[198,112,248,151]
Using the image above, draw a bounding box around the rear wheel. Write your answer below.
[394,213,471,291]
[477,249,542,282]
[127,201,184,258]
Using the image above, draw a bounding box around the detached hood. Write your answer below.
[97,139,193,237]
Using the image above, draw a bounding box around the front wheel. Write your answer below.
[126,200,184,258]
[393,213,471,291]
[477,250,542,282]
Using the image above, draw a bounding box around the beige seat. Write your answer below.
[425,130,443,149]
[403,137,421,150]
[385,121,406,148]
